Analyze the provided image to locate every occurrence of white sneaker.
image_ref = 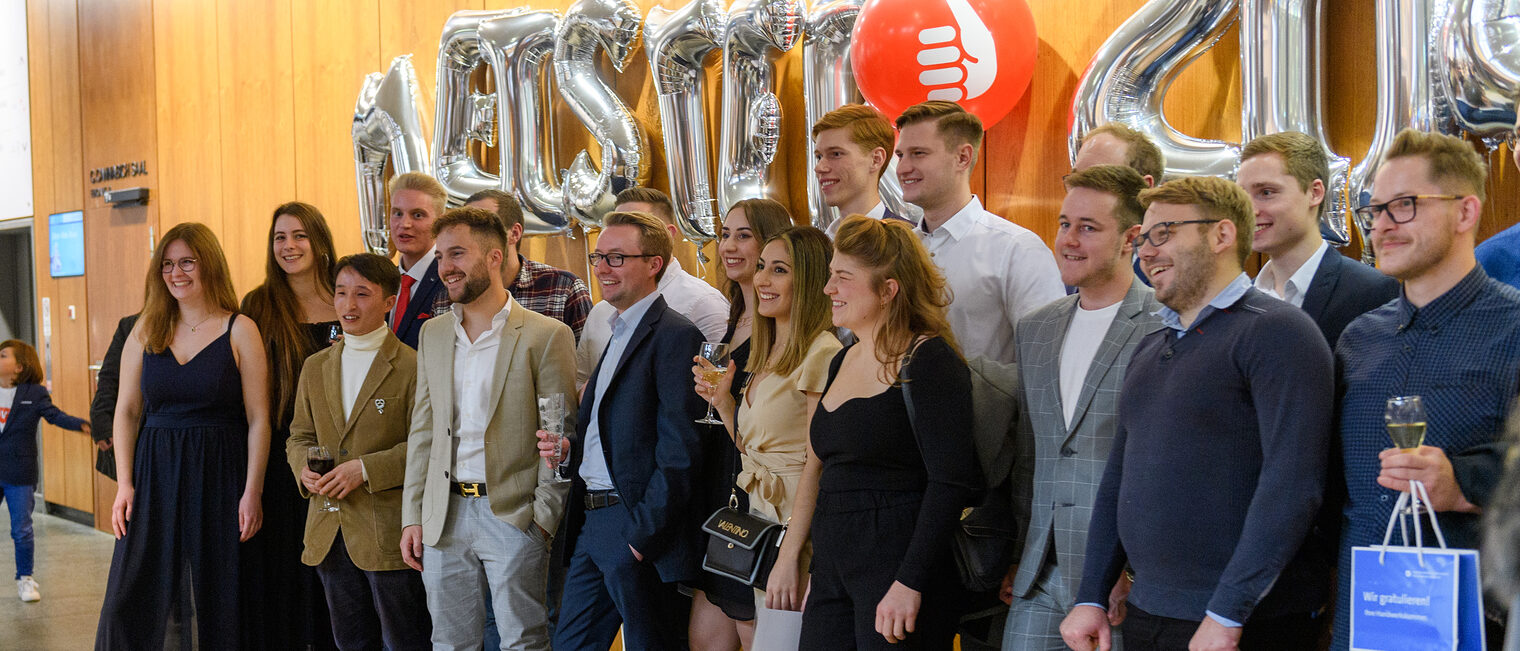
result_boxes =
[17,576,39,602]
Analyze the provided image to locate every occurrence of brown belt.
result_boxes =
[450,482,487,498]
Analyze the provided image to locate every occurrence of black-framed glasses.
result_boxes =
[1352,194,1463,230]
[160,257,198,274]
[1134,219,1221,248]
[588,252,657,268]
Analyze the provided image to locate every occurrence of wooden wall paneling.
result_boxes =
[378,0,484,108]
[153,0,222,236]
[82,0,158,345]
[30,0,93,515]
[216,0,297,295]
[292,0,381,261]
[80,0,161,522]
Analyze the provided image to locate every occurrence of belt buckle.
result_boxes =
[460,483,482,498]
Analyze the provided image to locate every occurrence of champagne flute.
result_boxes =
[1385,395,1427,451]
[538,393,570,482]
[696,342,730,425]
[1385,395,1427,515]
[307,446,339,512]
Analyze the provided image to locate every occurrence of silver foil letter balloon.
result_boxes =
[1069,0,1242,181]
[646,0,727,246]
[1348,0,1449,261]
[479,10,573,236]
[1239,0,1352,247]
[433,10,517,210]
[802,0,918,231]
[555,0,650,228]
[353,55,433,256]
[1441,0,1520,138]
[718,0,804,214]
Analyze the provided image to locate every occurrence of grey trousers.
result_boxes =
[1003,562,1125,651]
[422,494,552,651]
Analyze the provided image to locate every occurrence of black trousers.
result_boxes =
[314,534,432,651]
[801,490,959,650]
[1121,604,1321,651]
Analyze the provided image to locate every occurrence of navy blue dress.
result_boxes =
[96,315,247,650]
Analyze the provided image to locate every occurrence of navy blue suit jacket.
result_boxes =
[566,295,708,583]
[0,383,86,486]
[1300,249,1399,347]
[393,258,449,350]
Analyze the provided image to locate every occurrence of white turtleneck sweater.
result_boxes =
[340,326,388,420]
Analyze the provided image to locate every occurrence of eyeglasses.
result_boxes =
[1352,194,1463,231]
[160,257,198,274]
[1134,219,1221,248]
[588,252,657,268]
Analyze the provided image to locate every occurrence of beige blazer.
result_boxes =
[402,297,578,546]
[286,332,416,571]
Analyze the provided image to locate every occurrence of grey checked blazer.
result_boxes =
[1010,277,1161,603]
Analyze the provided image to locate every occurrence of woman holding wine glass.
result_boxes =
[801,216,978,649]
[96,223,271,649]
[239,201,341,649]
[694,226,842,644]
[688,198,798,649]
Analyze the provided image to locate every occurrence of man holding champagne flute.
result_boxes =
[551,211,709,651]
[286,252,431,649]
[1331,129,1520,649]
[399,207,579,649]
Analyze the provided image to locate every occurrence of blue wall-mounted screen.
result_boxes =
[48,210,84,278]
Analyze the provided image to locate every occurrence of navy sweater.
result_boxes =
[1076,287,1334,624]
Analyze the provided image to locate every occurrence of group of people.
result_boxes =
[19,94,1508,651]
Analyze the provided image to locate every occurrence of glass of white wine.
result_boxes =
[696,342,729,425]
[1385,395,1427,515]
[538,393,570,483]
[1385,395,1427,451]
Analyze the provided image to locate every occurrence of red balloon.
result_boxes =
[850,0,1037,129]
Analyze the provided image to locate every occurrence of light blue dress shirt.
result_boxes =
[578,291,661,491]
[1158,273,1253,339]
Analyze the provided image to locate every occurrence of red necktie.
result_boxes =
[393,274,415,333]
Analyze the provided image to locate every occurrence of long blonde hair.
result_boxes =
[140,223,240,354]
[748,227,835,377]
[832,215,958,382]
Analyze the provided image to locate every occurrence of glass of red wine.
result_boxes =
[307,446,339,512]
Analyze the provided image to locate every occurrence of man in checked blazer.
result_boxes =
[286,253,430,649]
[1002,165,1161,650]
[399,208,579,650]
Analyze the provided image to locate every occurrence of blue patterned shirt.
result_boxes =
[1332,265,1520,648]
[1336,265,1520,550]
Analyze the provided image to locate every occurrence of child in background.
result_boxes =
[0,339,88,602]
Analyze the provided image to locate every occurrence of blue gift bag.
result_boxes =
[1349,482,1486,651]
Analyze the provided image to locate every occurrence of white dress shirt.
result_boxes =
[918,196,1066,364]
[576,257,729,385]
[824,201,888,238]
[1253,241,1329,308]
[391,248,437,326]
[450,301,511,483]
[579,290,662,490]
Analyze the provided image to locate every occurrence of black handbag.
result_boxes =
[700,494,786,587]
[899,351,1018,593]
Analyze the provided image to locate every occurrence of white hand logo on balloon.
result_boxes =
[916,0,997,102]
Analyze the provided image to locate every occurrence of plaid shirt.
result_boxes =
[508,255,593,342]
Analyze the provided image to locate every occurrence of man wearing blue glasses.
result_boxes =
[1331,129,1520,649]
